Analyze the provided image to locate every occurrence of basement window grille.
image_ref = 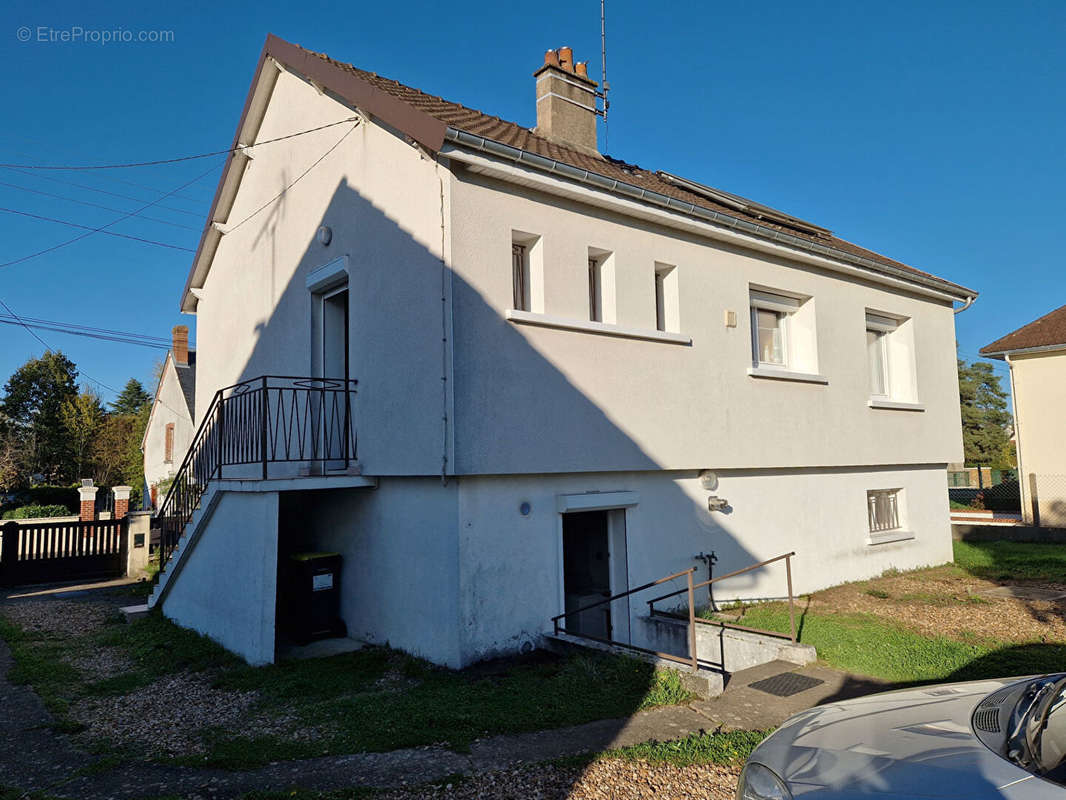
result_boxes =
[867,489,901,533]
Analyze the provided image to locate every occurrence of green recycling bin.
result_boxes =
[285,552,346,645]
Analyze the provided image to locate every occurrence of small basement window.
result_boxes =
[867,488,902,533]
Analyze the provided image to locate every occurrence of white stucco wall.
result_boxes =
[162,491,279,665]
[1009,350,1066,525]
[454,465,952,664]
[143,353,195,490]
[293,480,462,667]
[194,69,450,477]
[448,169,964,475]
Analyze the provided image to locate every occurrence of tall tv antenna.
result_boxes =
[598,0,611,150]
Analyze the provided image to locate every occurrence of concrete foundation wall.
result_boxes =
[296,480,463,668]
[162,491,279,665]
[454,464,952,665]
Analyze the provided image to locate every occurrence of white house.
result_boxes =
[149,35,976,668]
[142,325,196,507]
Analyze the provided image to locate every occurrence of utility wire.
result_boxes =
[0,179,199,230]
[0,117,359,171]
[0,161,220,270]
[0,314,176,349]
[3,167,209,218]
[0,207,195,252]
[224,120,361,235]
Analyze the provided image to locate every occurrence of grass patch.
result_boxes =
[711,603,1066,684]
[95,611,239,675]
[953,540,1066,583]
[864,588,890,599]
[196,649,695,768]
[607,728,768,767]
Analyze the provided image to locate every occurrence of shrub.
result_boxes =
[1,504,72,520]
[0,486,79,515]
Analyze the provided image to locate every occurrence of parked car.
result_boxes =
[737,674,1066,799]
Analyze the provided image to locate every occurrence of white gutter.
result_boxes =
[443,128,977,304]
[981,342,1066,359]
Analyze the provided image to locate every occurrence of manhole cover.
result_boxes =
[748,672,825,697]
[977,586,1066,601]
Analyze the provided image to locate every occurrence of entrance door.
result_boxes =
[562,510,629,641]
[319,287,349,470]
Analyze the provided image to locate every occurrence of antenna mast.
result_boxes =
[599,0,610,149]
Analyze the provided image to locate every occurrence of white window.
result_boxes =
[867,489,901,532]
[749,290,800,368]
[587,247,615,324]
[511,231,543,313]
[654,262,679,333]
[865,311,920,405]
[512,243,529,311]
[867,327,889,397]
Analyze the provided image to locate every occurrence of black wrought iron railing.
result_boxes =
[156,376,357,569]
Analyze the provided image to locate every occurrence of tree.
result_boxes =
[93,414,136,488]
[958,358,1014,468]
[0,351,78,482]
[109,378,150,416]
[61,389,104,480]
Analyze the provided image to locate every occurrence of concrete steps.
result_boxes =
[147,484,222,610]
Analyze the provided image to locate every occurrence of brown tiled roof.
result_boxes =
[981,304,1066,355]
[292,43,976,296]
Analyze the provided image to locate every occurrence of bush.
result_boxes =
[0,486,78,515]
[1,504,72,520]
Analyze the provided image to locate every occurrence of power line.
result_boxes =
[0,314,176,349]
[225,120,361,235]
[3,167,209,218]
[0,207,195,252]
[0,179,199,231]
[0,117,359,171]
[0,161,220,270]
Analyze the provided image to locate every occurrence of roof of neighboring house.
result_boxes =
[981,304,1066,356]
[181,34,976,309]
[174,353,196,417]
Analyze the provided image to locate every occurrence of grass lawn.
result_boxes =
[0,603,693,770]
[704,540,1066,684]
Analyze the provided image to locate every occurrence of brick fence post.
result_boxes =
[78,484,98,522]
[112,486,132,520]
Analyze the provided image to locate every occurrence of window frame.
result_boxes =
[867,488,902,533]
[512,242,529,312]
[865,312,899,399]
[164,422,175,464]
[749,290,799,368]
[588,255,601,322]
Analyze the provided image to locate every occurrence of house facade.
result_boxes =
[150,35,975,667]
[142,326,196,507]
[982,304,1066,527]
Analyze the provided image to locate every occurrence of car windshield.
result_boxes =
[1009,676,1066,785]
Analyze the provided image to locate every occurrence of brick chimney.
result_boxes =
[172,325,189,366]
[534,47,600,156]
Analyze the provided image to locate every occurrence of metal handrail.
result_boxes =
[155,375,358,572]
[647,551,797,644]
[551,567,699,669]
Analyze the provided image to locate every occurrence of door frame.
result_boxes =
[555,491,638,644]
[308,257,351,473]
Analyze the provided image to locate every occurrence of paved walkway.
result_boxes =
[0,591,888,799]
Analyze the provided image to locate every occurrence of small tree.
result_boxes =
[958,357,1013,468]
[1,351,79,482]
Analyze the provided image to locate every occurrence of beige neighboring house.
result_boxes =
[147,35,977,667]
[982,304,1066,527]
[142,326,196,508]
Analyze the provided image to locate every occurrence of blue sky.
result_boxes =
[2,0,1062,400]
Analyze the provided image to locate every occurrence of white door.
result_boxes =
[318,286,349,470]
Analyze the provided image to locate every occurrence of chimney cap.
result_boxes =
[534,48,598,86]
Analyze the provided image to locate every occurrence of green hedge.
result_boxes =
[0,486,78,515]
[1,504,73,520]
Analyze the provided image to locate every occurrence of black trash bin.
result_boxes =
[284,552,346,645]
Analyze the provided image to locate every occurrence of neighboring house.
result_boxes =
[149,35,976,667]
[142,326,196,507]
[981,304,1066,527]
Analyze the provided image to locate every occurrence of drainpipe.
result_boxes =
[695,551,717,611]
[954,295,976,314]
